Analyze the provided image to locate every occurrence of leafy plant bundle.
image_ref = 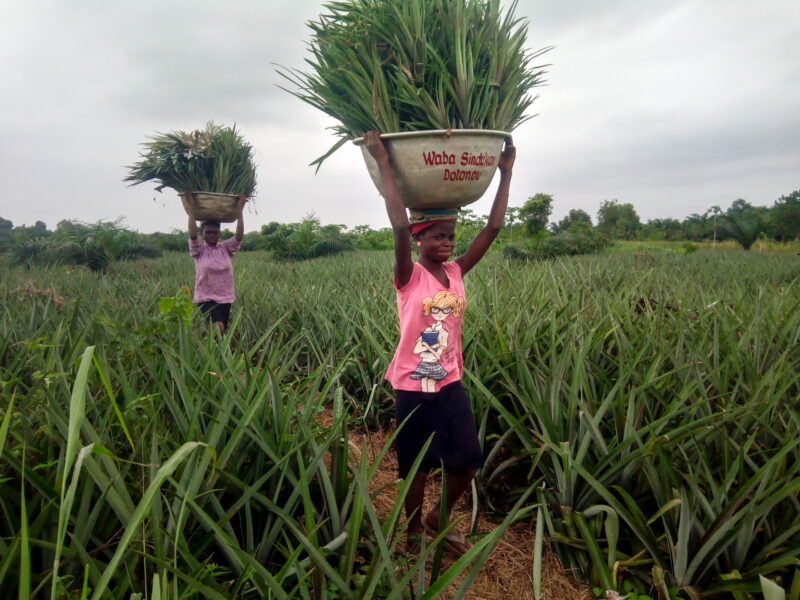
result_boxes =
[278,0,552,167]
[124,121,257,197]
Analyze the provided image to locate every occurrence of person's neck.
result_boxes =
[419,257,445,270]
[419,257,450,287]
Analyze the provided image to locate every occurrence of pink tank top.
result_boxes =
[386,262,466,392]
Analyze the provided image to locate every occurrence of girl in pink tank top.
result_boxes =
[363,131,516,558]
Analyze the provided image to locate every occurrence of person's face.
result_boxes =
[203,225,220,245]
[417,221,456,262]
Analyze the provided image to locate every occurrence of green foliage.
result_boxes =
[721,199,767,250]
[261,215,354,261]
[680,207,722,242]
[147,229,189,252]
[454,208,488,254]
[640,218,683,241]
[519,193,554,235]
[553,208,593,234]
[6,220,160,271]
[503,229,609,260]
[0,218,49,253]
[681,242,698,253]
[0,219,12,253]
[278,0,551,166]
[597,199,642,240]
[767,190,800,241]
[501,242,532,261]
[124,121,257,197]
[157,285,194,326]
[8,239,50,267]
[240,230,271,251]
[1,239,799,597]
[349,225,394,250]
[466,250,800,596]
[593,577,684,600]
[1,253,524,597]
[533,230,608,257]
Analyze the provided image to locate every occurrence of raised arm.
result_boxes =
[235,195,246,241]
[455,137,515,275]
[364,131,413,287]
[186,190,198,240]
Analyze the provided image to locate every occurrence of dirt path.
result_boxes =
[341,419,592,600]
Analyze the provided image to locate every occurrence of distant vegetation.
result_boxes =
[1,190,797,269]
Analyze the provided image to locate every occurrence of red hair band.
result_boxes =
[410,220,449,235]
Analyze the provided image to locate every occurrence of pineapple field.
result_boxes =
[1,248,798,599]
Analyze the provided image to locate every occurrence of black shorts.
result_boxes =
[197,301,231,327]
[395,380,484,478]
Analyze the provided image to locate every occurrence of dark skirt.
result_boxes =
[395,380,484,478]
[197,301,231,327]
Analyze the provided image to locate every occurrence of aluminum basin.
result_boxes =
[179,192,239,223]
[353,129,510,209]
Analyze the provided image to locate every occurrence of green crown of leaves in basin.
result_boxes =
[278,0,552,169]
[124,121,257,198]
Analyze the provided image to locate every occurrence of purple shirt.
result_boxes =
[189,236,241,303]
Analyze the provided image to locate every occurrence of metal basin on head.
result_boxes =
[353,129,510,209]
[179,192,239,223]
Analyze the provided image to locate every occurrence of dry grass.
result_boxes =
[330,410,592,600]
[14,278,65,307]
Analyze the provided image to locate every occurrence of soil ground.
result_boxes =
[322,408,593,600]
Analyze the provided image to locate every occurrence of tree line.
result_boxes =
[1,190,797,269]
[515,190,800,248]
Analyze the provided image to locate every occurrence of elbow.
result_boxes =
[484,223,503,238]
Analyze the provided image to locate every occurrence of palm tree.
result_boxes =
[721,200,764,250]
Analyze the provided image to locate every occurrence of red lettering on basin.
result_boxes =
[443,168,482,181]
[422,150,456,166]
[460,151,496,167]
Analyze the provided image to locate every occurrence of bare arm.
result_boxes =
[364,131,413,287]
[187,191,198,240]
[456,137,515,276]
[235,195,246,241]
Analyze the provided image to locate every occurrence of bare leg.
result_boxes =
[404,471,428,553]
[405,471,428,533]
[425,469,476,529]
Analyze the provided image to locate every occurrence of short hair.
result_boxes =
[201,220,221,232]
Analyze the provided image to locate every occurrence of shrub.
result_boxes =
[682,242,699,253]
[8,239,50,268]
[310,238,353,258]
[502,243,533,261]
[532,231,609,258]
[502,232,609,261]
[264,217,353,261]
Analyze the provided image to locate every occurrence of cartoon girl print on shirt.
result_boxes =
[410,290,465,392]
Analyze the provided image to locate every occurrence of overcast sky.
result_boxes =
[1,0,798,233]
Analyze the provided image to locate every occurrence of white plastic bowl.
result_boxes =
[353,129,510,209]
[179,192,239,223]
